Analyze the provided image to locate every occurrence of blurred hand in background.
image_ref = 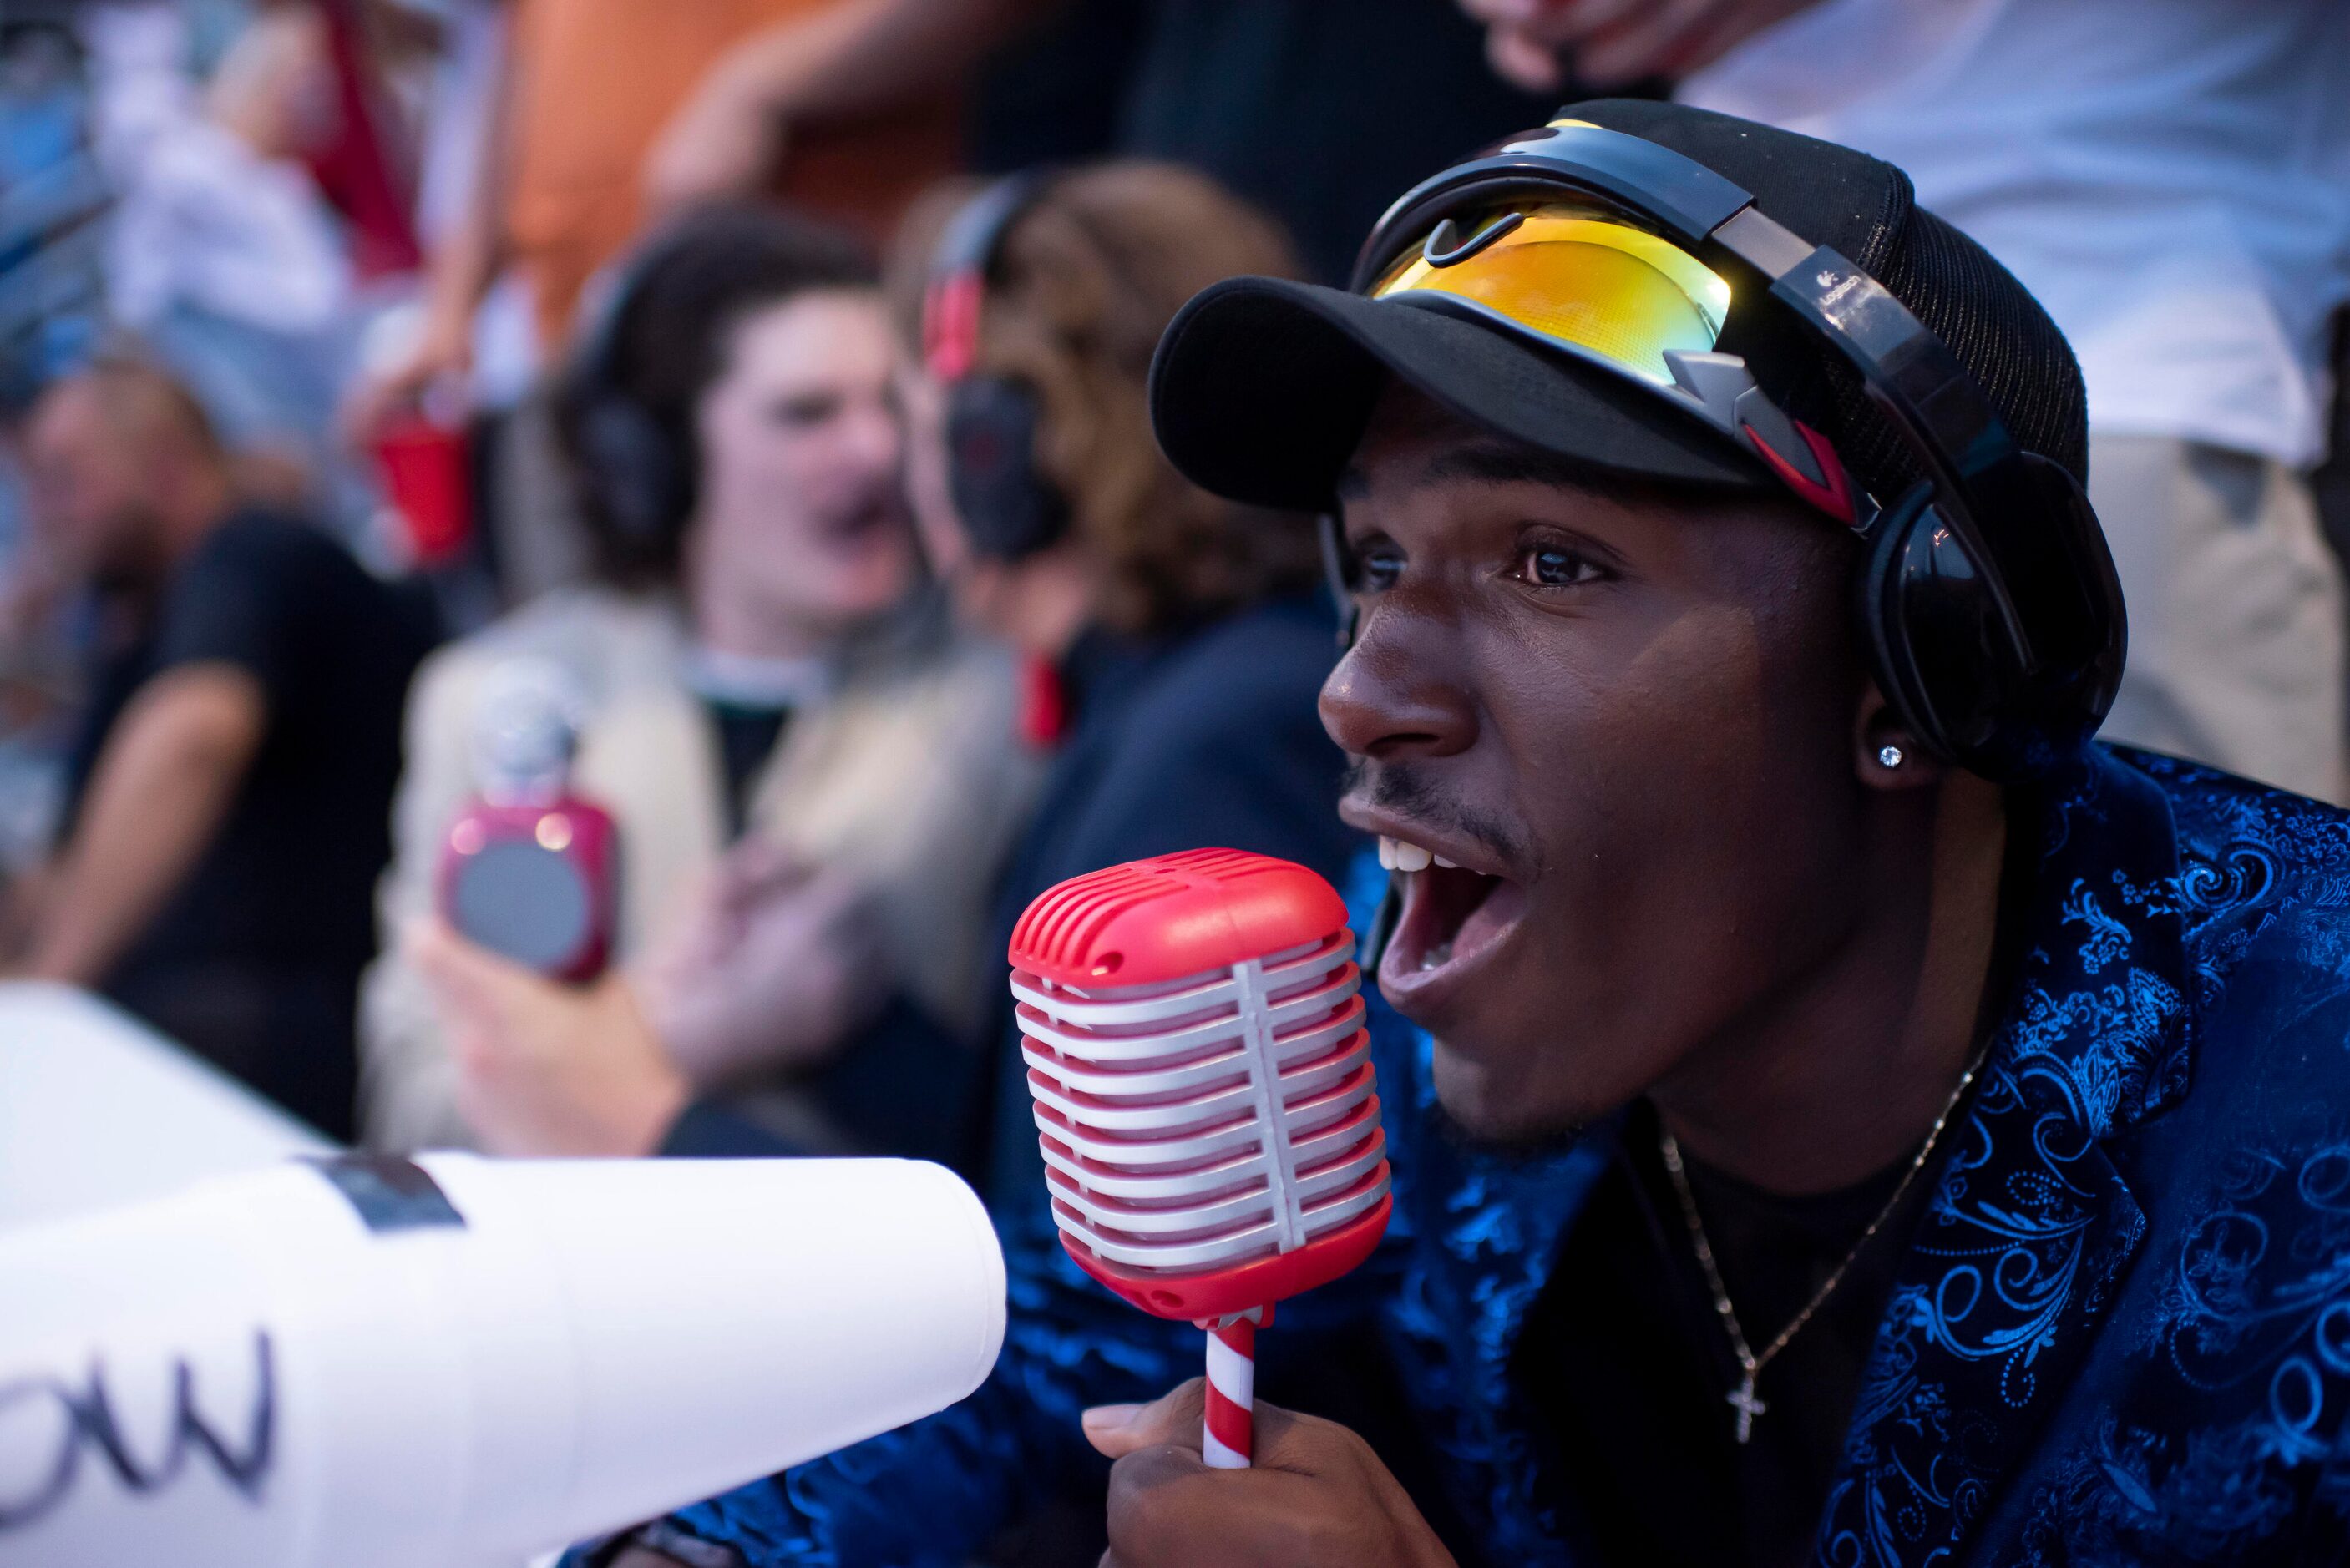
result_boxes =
[630,838,886,1089]
[408,839,883,1156]
[639,46,793,219]
[408,917,689,1157]
[1459,0,1820,91]
[337,299,474,450]
[637,0,1043,218]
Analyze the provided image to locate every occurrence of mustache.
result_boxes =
[1341,757,1537,874]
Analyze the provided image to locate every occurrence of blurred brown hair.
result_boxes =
[73,354,227,466]
[72,350,311,512]
[888,163,1321,636]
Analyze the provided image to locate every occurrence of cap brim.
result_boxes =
[1149,276,1774,512]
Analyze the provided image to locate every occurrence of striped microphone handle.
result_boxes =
[1203,1311,1259,1469]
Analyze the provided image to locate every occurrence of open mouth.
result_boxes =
[1375,833,1527,1004]
[823,496,897,544]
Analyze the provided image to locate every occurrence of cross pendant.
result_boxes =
[1726,1373,1767,1444]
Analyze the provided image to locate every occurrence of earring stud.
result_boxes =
[1877,743,1905,769]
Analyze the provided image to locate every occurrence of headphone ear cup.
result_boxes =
[1860,481,2021,773]
[577,396,688,543]
[946,375,1068,561]
[1859,485,1945,759]
[2015,451,2128,735]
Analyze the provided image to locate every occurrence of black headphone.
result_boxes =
[565,225,706,548]
[921,173,1071,563]
[1349,122,2127,781]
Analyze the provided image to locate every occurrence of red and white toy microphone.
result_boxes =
[1009,849,1392,1469]
[438,660,619,983]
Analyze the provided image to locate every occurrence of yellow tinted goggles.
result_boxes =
[1369,202,1733,389]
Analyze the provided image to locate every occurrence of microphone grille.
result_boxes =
[1009,847,1350,987]
[469,659,584,804]
[1010,852,1391,1322]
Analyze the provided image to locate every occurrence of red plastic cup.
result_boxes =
[374,416,473,566]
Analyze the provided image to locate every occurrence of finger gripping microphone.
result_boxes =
[1010,849,1392,1469]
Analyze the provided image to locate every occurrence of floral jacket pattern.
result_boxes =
[589,746,2350,1566]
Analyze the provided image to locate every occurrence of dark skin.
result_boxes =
[609,385,2011,1568]
[1082,384,2010,1566]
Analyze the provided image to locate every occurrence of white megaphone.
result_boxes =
[0,1154,1005,1566]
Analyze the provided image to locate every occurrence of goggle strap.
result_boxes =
[1744,418,1858,526]
[1727,385,1823,487]
[1528,122,1755,244]
[1657,350,1856,526]
[1423,211,1526,270]
[1659,350,1758,428]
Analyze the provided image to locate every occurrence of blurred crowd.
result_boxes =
[0,0,2344,1269]
[0,0,1564,1157]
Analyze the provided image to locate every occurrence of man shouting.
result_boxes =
[592,101,2350,1568]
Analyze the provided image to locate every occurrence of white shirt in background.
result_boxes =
[84,3,348,337]
[1679,0,2350,468]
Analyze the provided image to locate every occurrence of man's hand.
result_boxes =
[339,306,472,449]
[629,841,885,1088]
[1460,0,1820,90]
[1083,1378,1456,1568]
[640,0,1048,217]
[641,57,788,217]
[408,918,689,1157]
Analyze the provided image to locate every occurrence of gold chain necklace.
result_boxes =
[1654,1048,1987,1445]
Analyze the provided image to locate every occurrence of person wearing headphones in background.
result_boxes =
[416,166,1360,1226]
[366,203,1036,1161]
[585,104,2350,1568]
[874,163,1363,1200]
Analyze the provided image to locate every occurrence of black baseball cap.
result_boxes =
[1148,99,2089,517]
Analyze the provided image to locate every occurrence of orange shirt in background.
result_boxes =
[503,0,958,346]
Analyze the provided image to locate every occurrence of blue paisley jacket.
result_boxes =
[595,745,2350,1566]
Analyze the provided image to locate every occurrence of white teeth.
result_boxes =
[1379,835,1449,874]
[1419,940,1454,972]
[1433,854,1457,869]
